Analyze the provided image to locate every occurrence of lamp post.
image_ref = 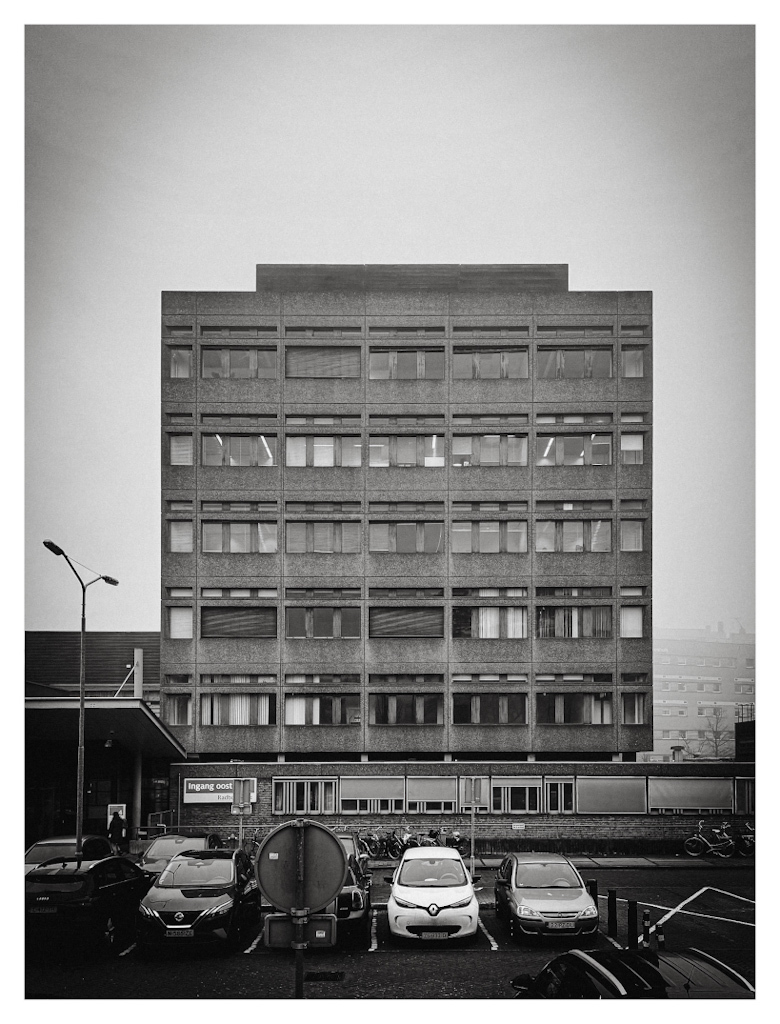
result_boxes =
[43,540,118,857]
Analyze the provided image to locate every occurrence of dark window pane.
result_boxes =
[396,351,418,379]
[286,607,307,637]
[396,523,417,553]
[453,694,472,724]
[396,695,416,724]
[341,607,360,638]
[313,607,334,637]
[424,350,444,379]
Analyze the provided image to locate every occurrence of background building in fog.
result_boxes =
[160,263,653,763]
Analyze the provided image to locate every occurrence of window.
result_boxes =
[452,325,529,338]
[536,694,611,724]
[620,606,644,638]
[368,325,444,338]
[452,500,527,513]
[169,521,193,553]
[168,606,193,639]
[164,694,192,725]
[202,434,276,467]
[169,435,193,466]
[536,606,613,638]
[285,436,362,467]
[368,607,444,638]
[620,520,644,551]
[201,522,277,553]
[369,587,443,598]
[536,586,612,597]
[537,325,613,337]
[200,693,276,725]
[168,587,193,597]
[536,348,613,378]
[369,500,443,513]
[453,414,528,426]
[286,587,360,599]
[406,776,456,813]
[370,673,444,685]
[621,412,646,423]
[202,587,277,598]
[452,348,529,379]
[284,694,360,726]
[166,324,194,337]
[202,325,278,337]
[535,673,612,686]
[536,499,612,511]
[202,414,277,426]
[200,607,276,638]
[369,435,444,467]
[369,348,444,379]
[452,607,528,639]
[201,348,276,379]
[169,348,192,378]
[285,607,360,639]
[492,778,541,813]
[452,588,528,598]
[452,693,527,725]
[451,434,527,466]
[285,521,361,553]
[339,777,405,814]
[285,347,360,378]
[620,434,645,464]
[536,412,612,424]
[621,347,645,377]
[369,521,444,553]
[370,694,443,725]
[273,778,336,815]
[451,521,527,553]
[286,413,361,426]
[545,779,575,813]
[203,500,277,513]
[285,673,360,685]
[535,434,612,466]
[287,500,360,513]
[535,520,611,553]
[370,414,445,426]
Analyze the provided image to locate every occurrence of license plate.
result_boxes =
[421,932,448,940]
[166,929,195,938]
[30,906,57,914]
[547,921,575,930]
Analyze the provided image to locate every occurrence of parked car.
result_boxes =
[326,855,372,947]
[137,832,223,876]
[136,848,259,951]
[510,948,755,999]
[494,852,599,941]
[25,835,113,875]
[26,855,154,954]
[385,846,480,942]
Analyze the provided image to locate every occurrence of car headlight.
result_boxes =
[393,896,420,910]
[201,898,234,919]
[516,905,543,919]
[446,896,473,909]
[138,903,156,919]
[579,905,599,918]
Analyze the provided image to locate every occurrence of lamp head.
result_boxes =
[43,539,65,556]
[101,576,119,587]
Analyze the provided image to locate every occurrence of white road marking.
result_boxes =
[478,918,499,951]
[706,887,755,904]
[635,885,754,945]
[369,909,378,952]
[119,943,135,956]
[244,930,264,953]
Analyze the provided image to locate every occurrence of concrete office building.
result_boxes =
[160,265,652,764]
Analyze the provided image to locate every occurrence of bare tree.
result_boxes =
[683,706,735,759]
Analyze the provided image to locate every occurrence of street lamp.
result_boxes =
[42,540,118,857]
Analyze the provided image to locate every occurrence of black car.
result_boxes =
[137,832,223,876]
[137,848,259,951]
[328,856,372,947]
[25,835,113,875]
[510,948,755,999]
[26,855,155,955]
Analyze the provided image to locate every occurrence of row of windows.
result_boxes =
[167,604,648,639]
[165,323,649,339]
[166,585,649,599]
[169,518,646,554]
[167,412,648,426]
[165,691,647,727]
[169,433,647,467]
[165,670,645,686]
[167,498,648,513]
[169,346,647,380]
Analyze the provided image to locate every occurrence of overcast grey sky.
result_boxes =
[24,24,755,634]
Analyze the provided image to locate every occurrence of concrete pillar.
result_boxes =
[132,749,143,838]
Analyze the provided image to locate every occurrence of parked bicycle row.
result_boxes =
[353,826,470,859]
[684,820,754,858]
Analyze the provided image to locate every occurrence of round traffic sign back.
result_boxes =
[255,819,348,913]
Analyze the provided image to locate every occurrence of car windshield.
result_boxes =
[156,856,234,888]
[26,843,76,863]
[146,837,204,858]
[513,862,581,888]
[398,858,467,887]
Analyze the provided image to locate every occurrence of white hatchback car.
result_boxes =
[385,846,480,942]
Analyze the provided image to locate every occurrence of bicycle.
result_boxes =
[684,820,736,858]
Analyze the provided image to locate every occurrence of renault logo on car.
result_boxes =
[427,904,440,916]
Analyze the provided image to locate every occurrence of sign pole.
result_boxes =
[293,820,307,999]
[470,780,476,878]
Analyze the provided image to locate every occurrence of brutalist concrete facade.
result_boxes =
[161,265,652,761]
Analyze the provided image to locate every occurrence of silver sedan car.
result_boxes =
[495,852,599,941]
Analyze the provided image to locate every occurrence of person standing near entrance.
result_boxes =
[108,810,126,854]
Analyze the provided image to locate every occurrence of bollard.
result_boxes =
[642,909,651,948]
[656,923,665,950]
[627,900,638,949]
[587,878,598,903]
[607,889,617,938]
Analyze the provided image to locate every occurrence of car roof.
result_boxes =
[400,846,463,860]
[167,848,236,861]
[26,856,121,875]
[567,949,754,995]
[508,852,571,864]
[149,833,216,841]
[28,835,107,846]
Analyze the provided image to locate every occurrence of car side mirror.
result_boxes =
[384,875,394,883]
[511,974,533,993]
